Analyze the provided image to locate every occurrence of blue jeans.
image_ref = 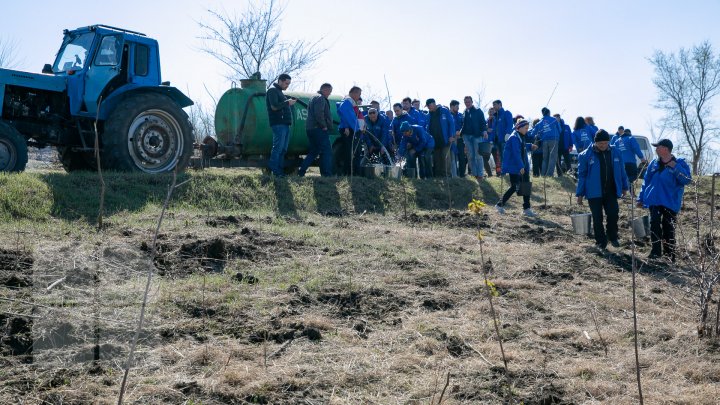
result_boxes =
[299,128,332,176]
[269,125,290,175]
[463,135,484,177]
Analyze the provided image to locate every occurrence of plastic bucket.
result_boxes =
[362,164,384,179]
[631,215,650,238]
[478,142,493,154]
[385,166,402,179]
[570,213,592,235]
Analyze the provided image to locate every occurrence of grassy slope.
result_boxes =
[1,169,719,404]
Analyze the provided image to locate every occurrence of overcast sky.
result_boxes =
[3,0,720,153]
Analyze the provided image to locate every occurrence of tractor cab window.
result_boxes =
[53,32,95,73]
[95,35,122,66]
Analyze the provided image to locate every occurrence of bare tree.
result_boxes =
[0,37,19,69]
[199,0,326,87]
[649,41,720,175]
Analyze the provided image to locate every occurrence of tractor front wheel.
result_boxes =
[0,121,28,172]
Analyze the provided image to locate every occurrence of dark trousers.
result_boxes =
[336,129,361,176]
[433,145,451,177]
[299,128,333,176]
[481,151,493,176]
[557,149,571,175]
[493,142,504,174]
[649,205,677,261]
[625,163,639,183]
[498,172,531,210]
[587,193,620,248]
[531,154,543,177]
[457,137,468,177]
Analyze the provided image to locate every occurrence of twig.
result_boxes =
[46,277,66,292]
[117,166,179,405]
[466,342,495,367]
[629,189,645,404]
[94,96,106,230]
[437,371,450,405]
[589,305,609,357]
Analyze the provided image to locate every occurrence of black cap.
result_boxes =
[652,138,673,151]
[425,98,436,107]
[594,129,610,142]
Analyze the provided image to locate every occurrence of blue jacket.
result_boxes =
[529,125,543,155]
[391,113,413,145]
[576,145,629,199]
[398,125,434,156]
[492,108,514,145]
[426,105,455,147]
[536,115,561,141]
[501,131,532,175]
[637,157,692,213]
[407,107,426,127]
[461,106,488,138]
[572,127,593,153]
[611,133,644,164]
[450,111,464,154]
[559,121,573,151]
[363,116,392,150]
[337,97,360,131]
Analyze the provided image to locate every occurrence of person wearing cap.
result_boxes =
[495,120,539,217]
[460,96,489,181]
[449,100,465,177]
[576,129,629,251]
[611,128,648,183]
[361,107,392,164]
[536,107,562,177]
[554,114,573,176]
[425,98,455,177]
[398,122,434,179]
[491,100,514,176]
[299,83,334,177]
[637,139,692,262]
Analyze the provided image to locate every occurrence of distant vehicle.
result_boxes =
[0,24,194,173]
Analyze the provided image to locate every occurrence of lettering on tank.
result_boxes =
[296,108,308,121]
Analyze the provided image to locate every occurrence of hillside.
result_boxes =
[1,169,719,404]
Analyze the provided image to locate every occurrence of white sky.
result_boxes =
[3,0,720,152]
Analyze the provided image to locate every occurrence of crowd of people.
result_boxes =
[266,75,693,261]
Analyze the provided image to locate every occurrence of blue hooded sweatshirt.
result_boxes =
[363,115,392,150]
[536,115,561,142]
[391,113,413,145]
[572,127,593,153]
[611,133,644,164]
[501,130,533,175]
[492,108,514,145]
[637,157,692,213]
[407,107,426,128]
[450,110,464,154]
[398,124,434,156]
[576,145,629,199]
[337,97,360,131]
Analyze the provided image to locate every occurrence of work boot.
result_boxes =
[523,208,537,217]
[495,204,505,215]
[610,239,620,248]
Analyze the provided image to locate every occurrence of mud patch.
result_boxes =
[0,315,33,361]
[407,210,490,229]
[316,288,408,320]
[523,264,574,285]
[0,248,33,288]
[205,214,252,227]
[151,228,308,276]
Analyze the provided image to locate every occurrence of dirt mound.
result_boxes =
[205,214,252,227]
[316,287,408,320]
[0,248,33,288]
[151,228,308,276]
[407,209,490,229]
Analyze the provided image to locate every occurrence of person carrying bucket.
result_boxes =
[576,130,629,251]
[495,119,538,217]
[636,139,692,262]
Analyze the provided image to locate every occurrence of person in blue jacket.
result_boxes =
[495,120,539,217]
[554,114,573,176]
[425,98,455,177]
[391,103,414,148]
[576,130,629,250]
[337,86,363,176]
[403,97,426,128]
[572,116,593,154]
[536,107,562,177]
[611,128,647,183]
[585,117,598,136]
[637,139,692,262]
[449,100,465,177]
[491,100,514,176]
[529,118,543,177]
[398,122,434,179]
[361,108,392,164]
[460,96,489,181]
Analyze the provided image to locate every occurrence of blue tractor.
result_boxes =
[0,24,194,173]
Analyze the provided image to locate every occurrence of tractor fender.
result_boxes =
[98,85,193,120]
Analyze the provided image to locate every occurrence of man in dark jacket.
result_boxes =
[266,73,297,176]
[576,130,629,250]
[426,98,455,177]
[299,83,333,177]
[461,96,489,181]
[449,100,465,177]
[554,114,573,176]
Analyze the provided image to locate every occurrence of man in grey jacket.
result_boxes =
[299,83,334,176]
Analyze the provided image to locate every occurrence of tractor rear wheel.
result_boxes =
[0,121,28,172]
[102,93,194,173]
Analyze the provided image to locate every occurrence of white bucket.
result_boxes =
[632,215,650,238]
[570,213,592,235]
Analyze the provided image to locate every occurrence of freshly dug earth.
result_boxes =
[1,177,719,404]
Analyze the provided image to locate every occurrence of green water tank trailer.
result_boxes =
[200,77,343,168]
